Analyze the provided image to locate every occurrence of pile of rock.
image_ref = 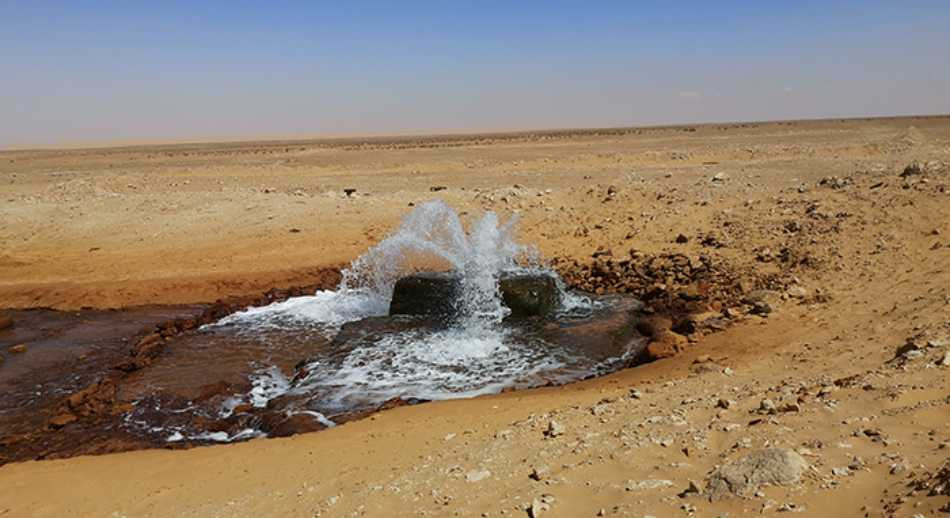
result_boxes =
[554,250,776,317]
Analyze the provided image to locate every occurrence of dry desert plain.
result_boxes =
[0,116,949,517]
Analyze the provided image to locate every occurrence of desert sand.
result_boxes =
[0,116,948,517]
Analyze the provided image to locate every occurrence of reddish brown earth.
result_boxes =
[0,116,948,517]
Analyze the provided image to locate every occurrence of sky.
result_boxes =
[1,1,949,148]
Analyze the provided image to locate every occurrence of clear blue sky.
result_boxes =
[2,1,948,147]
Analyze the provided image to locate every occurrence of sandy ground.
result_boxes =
[0,117,949,517]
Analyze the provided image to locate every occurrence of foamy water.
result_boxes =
[194,201,611,436]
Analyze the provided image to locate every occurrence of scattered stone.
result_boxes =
[786,286,808,299]
[779,402,801,413]
[706,448,809,500]
[831,467,851,477]
[48,413,78,429]
[716,398,734,410]
[894,340,923,360]
[678,480,702,498]
[909,458,950,496]
[529,466,549,481]
[625,479,674,491]
[900,161,924,177]
[465,469,491,482]
[528,495,554,517]
[544,420,564,438]
[8,344,27,354]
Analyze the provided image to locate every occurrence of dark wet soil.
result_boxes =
[0,306,206,463]
[0,294,647,466]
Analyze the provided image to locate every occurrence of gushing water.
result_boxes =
[144,200,639,444]
[219,200,547,331]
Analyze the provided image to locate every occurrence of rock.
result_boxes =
[343,188,357,196]
[636,315,673,338]
[716,398,734,410]
[705,448,809,500]
[759,399,777,414]
[429,186,447,192]
[676,234,689,244]
[678,480,702,498]
[831,467,851,477]
[8,344,27,354]
[643,331,687,361]
[786,286,808,299]
[389,272,460,318]
[894,340,923,359]
[900,161,924,177]
[528,498,550,517]
[626,479,673,491]
[0,314,12,330]
[938,350,950,367]
[529,466,549,481]
[544,420,564,438]
[48,413,78,429]
[711,172,728,182]
[465,469,491,482]
[388,271,560,319]
[743,290,779,316]
[499,273,561,318]
[779,402,801,413]
[262,412,330,438]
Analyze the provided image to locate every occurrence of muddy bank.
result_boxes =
[0,275,341,465]
[0,247,777,466]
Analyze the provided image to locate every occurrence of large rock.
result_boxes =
[388,271,561,319]
[499,273,560,318]
[706,448,808,500]
[389,272,460,318]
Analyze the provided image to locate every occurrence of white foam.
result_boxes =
[247,366,291,408]
[292,326,567,412]
[214,288,387,331]
[193,428,264,443]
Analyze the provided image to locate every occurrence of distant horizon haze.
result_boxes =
[2,1,949,148]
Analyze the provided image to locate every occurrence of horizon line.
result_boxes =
[3,112,948,154]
